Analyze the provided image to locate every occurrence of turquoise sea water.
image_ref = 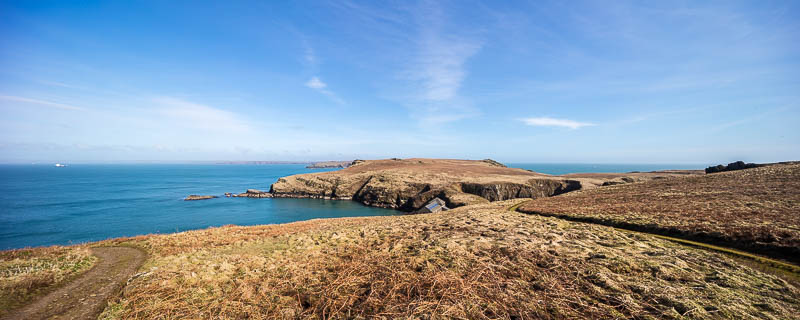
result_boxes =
[0,163,704,250]
[0,164,395,250]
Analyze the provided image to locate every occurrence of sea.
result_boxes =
[505,163,703,175]
[0,162,703,250]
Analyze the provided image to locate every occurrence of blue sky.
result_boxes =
[1,0,798,164]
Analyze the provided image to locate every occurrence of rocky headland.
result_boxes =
[253,158,696,212]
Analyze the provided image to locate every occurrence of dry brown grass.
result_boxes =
[0,245,96,315]
[5,163,799,319]
[518,163,800,263]
[84,200,800,319]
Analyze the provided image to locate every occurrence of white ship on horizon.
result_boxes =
[54,163,67,167]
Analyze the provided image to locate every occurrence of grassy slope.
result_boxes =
[92,200,800,319]
[518,163,800,263]
[0,245,96,315]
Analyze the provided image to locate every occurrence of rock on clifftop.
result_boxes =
[705,161,761,173]
[269,158,586,212]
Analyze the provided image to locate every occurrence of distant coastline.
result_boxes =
[215,160,355,168]
[306,160,353,169]
[216,161,311,165]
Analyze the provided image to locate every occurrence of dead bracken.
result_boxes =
[79,200,799,319]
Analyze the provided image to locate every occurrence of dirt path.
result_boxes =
[2,247,146,320]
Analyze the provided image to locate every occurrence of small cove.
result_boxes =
[0,164,395,249]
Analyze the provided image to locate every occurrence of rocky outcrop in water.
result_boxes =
[184,195,217,201]
[225,189,273,198]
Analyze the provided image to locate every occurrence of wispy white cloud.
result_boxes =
[304,47,316,65]
[305,77,326,89]
[321,1,482,125]
[318,0,485,128]
[152,97,251,133]
[300,38,317,66]
[299,39,344,105]
[708,106,790,133]
[0,95,85,111]
[412,35,482,102]
[520,117,595,129]
[37,80,86,90]
[305,76,345,105]
[403,2,483,124]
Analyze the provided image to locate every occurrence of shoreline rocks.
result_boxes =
[226,189,273,198]
[184,195,217,201]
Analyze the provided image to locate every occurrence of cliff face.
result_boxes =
[459,179,581,201]
[268,158,586,212]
